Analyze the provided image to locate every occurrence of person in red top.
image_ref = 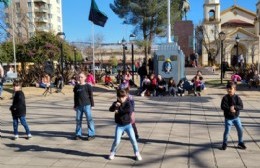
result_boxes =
[86,70,95,86]
[104,74,114,88]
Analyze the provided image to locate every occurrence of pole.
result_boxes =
[74,48,76,69]
[60,42,64,78]
[11,3,17,73]
[123,45,126,73]
[131,42,134,84]
[91,23,95,80]
[220,40,223,84]
[167,0,172,43]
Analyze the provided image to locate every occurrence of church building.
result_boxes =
[202,0,260,67]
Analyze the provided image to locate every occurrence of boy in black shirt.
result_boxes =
[221,81,246,150]
[10,80,32,140]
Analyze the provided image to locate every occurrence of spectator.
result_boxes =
[86,70,95,86]
[177,79,185,96]
[104,74,114,88]
[156,75,166,96]
[168,77,176,96]
[137,63,148,90]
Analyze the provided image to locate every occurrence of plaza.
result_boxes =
[1,77,260,168]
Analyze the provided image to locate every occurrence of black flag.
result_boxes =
[88,0,108,27]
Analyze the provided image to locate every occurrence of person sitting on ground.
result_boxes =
[177,79,185,96]
[104,74,114,88]
[156,75,166,96]
[231,72,242,84]
[194,75,202,96]
[68,75,77,86]
[168,77,176,96]
[149,73,157,96]
[248,70,260,88]
[36,73,51,88]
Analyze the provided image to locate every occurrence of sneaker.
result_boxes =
[75,135,81,140]
[221,143,227,150]
[27,134,32,139]
[13,135,19,140]
[87,136,95,141]
[108,152,115,160]
[238,143,247,150]
[135,152,142,161]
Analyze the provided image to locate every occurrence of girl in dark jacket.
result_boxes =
[10,80,31,140]
[108,89,142,161]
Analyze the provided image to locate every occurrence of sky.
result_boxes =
[62,0,258,44]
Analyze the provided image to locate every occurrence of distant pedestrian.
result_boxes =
[73,72,95,140]
[220,81,246,150]
[137,63,148,90]
[0,62,4,99]
[108,89,142,161]
[9,80,32,140]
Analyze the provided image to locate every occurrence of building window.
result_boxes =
[57,16,61,22]
[15,2,20,9]
[57,7,60,13]
[48,4,52,10]
[28,2,32,8]
[56,0,60,4]
[58,25,61,32]
[48,14,52,19]
[28,12,33,19]
[209,10,215,21]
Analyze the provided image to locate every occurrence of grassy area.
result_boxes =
[205,79,229,88]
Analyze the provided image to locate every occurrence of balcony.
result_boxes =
[34,7,48,13]
[36,26,49,32]
[35,17,48,23]
[34,0,48,3]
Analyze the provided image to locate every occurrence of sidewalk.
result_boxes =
[1,82,260,168]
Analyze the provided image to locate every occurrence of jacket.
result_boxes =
[221,94,243,119]
[109,100,132,126]
[10,91,26,117]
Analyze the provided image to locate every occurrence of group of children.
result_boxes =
[1,75,247,160]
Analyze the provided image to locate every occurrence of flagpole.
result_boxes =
[92,22,95,80]
[167,0,172,43]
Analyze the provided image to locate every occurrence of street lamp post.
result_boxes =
[74,47,77,70]
[219,31,226,84]
[129,34,136,84]
[235,34,240,67]
[121,38,127,73]
[57,32,66,78]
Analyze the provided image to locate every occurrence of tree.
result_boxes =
[195,24,221,66]
[110,0,182,64]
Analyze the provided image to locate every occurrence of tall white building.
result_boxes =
[5,0,63,41]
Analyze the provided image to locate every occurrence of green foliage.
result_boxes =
[0,41,13,63]
[108,55,118,67]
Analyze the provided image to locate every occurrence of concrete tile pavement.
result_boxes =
[0,83,260,168]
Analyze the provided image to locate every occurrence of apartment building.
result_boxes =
[5,0,63,41]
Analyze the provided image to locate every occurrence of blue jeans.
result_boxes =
[223,117,243,144]
[0,82,3,97]
[110,123,139,153]
[75,105,95,137]
[13,116,31,135]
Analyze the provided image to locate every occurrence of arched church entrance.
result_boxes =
[230,43,247,67]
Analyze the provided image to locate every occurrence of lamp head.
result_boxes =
[57,32,66,39]
[219,31,226,41]
[235,34,240,43]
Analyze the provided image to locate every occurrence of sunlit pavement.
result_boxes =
[1,81,260,168]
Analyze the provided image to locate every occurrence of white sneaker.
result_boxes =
[27,134,32,139]
[135,152,142,161]
[108,152,115,160]
[14,135,19,140]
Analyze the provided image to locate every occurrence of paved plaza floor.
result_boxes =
[0,82,260,168]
